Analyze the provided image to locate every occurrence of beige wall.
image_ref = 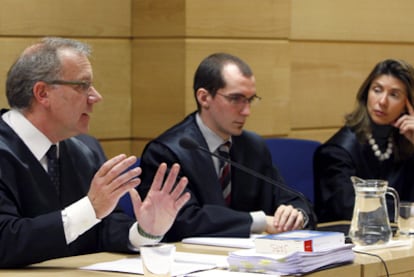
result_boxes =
[1,0,414,158]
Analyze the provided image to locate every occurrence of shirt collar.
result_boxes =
[195,112,232,153]
[2,109,54,161]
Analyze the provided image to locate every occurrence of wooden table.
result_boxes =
[0,252,137,276]
[318,220,414,277]
[2,236,414,276]
[354,236,414,277]
[0,242,360,276]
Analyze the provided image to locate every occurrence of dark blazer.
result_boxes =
[139,112,315,242]
[314,126,414,223]
[0,114,135,268]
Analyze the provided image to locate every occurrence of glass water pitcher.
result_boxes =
[349,176,400,246]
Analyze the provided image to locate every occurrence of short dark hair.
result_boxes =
[193,53,253,110]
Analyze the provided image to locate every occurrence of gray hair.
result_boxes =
[6,37,91,109]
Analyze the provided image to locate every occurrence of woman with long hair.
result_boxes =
[314,59,414,223]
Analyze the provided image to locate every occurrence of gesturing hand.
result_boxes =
[88,154,141,219]
[129,163,190,237]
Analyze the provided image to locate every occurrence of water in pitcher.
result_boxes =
[349,177,399,246]
[349,205,391,245]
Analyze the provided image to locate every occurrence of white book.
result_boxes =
[254,230,345,255]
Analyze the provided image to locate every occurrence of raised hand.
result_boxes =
[129,163,190,237]
[88,154,141,219]
[394,99,414,144]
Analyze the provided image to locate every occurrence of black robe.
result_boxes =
[138,112,316,242]
[0,115,135,268]
[314,126,414,223]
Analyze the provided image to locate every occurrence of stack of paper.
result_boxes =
[227,244,355,275]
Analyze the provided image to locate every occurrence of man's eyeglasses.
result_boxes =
[216,92,261,107]
[43,80,93,93]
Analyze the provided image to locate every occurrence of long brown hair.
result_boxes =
[345,59,414,161]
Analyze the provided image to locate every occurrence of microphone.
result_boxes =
[179,137,317,227]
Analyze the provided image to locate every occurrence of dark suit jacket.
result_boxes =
[0,114,135,267]
[314,126,414,223]
[139,112,315,242]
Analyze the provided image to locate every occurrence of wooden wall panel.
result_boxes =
[291,0,414,42]
[132,0,185,37]
[3,0,414,157]
[83,39,132,139]
[185,0,290,38]
[291,42,414,129]
[100,140,132,158]
[0,38,38,108]
[131,39,186,138]
[0,0,131,37]
[0,0,132,157]
[289,129,339,144]
[132,0,290,38]
[132,140,150,157]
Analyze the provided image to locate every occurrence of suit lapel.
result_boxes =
[182,118,226,205]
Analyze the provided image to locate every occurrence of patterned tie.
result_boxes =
[217,142,231,205]
[46,144,60,194]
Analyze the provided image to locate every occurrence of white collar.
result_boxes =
[2,109,54,161]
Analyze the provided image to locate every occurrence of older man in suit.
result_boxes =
[0,37,190,268]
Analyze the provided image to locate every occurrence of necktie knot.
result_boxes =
[217,141,231,162]
[220,141,231,151]
[46,144,58,160]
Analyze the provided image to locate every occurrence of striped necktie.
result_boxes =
[46,144,60,195]
[217,142,231,205]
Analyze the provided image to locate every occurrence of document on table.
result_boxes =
[182,234,260,249]
[186,269,280,276]
[80,251,229,276]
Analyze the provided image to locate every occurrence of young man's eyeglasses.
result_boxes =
[216,92,261,107]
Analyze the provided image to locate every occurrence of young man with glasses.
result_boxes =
[139,53,315,242]
[0,37,190,267]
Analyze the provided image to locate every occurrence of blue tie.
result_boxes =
[46,145,60,194]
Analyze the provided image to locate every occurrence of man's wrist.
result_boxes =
[137,224,163,240]
[297,208,309,228]
[250,211,266,233]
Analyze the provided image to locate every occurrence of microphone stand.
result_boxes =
[179,138,317,228]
